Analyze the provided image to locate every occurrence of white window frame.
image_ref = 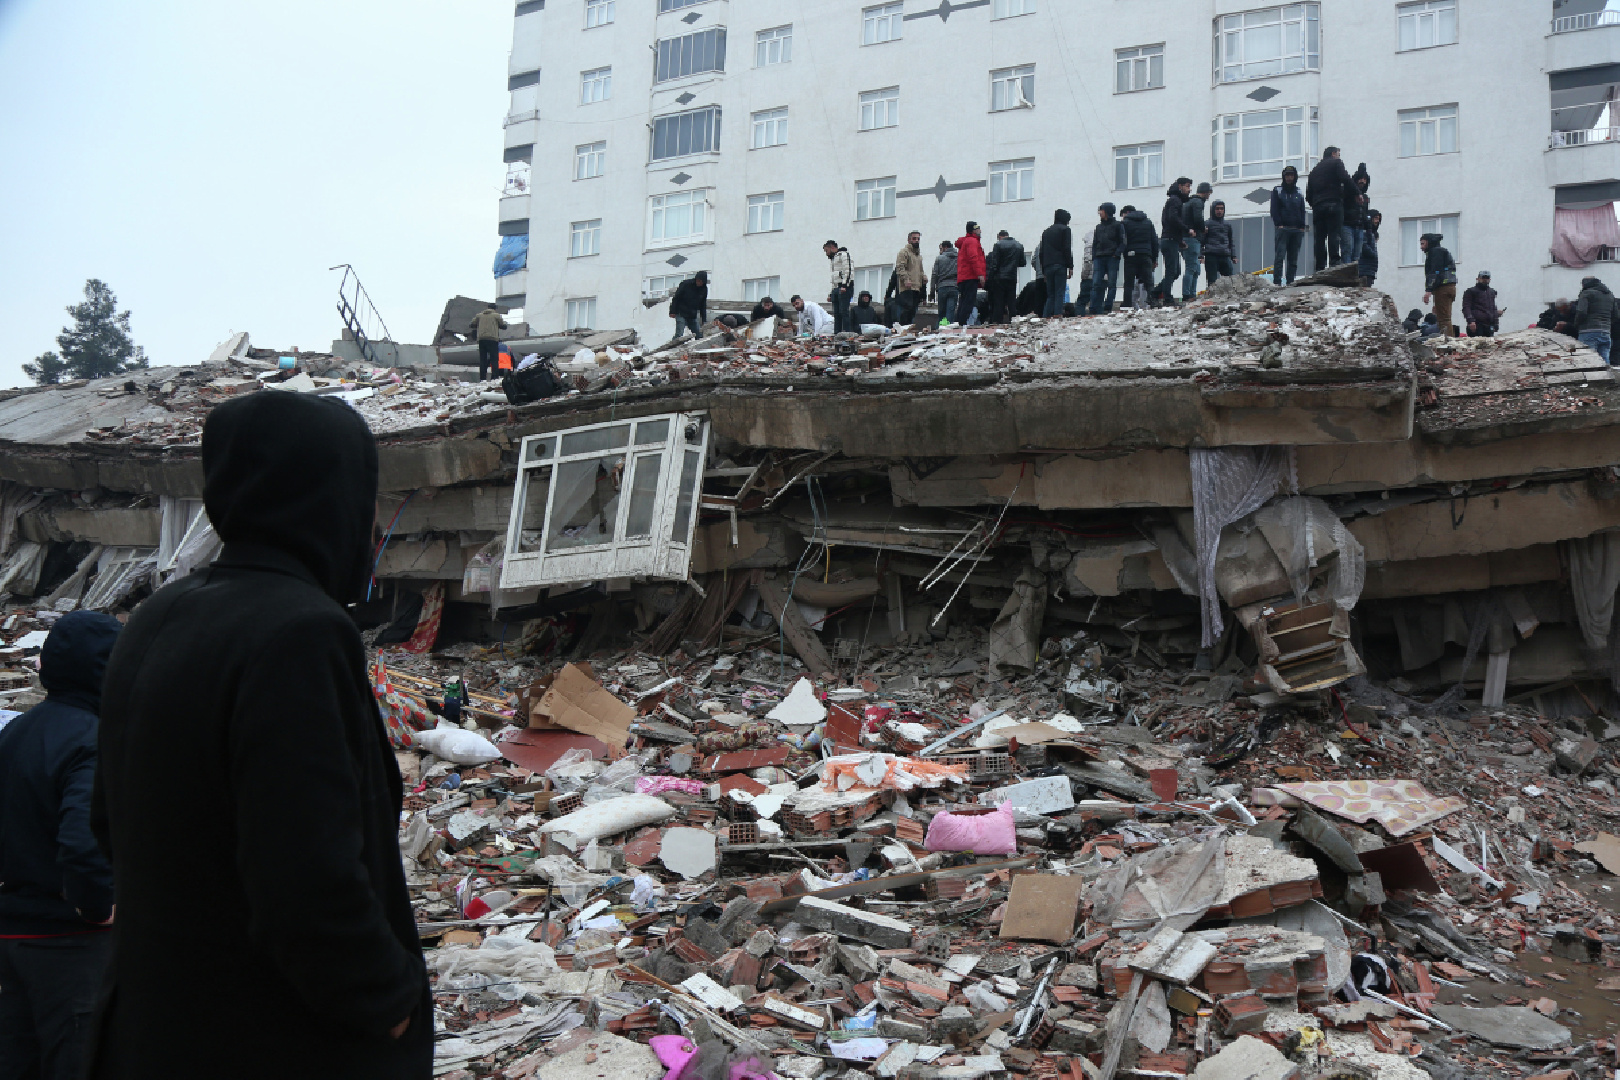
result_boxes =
[743,276,780,302]
[855,176,897,221]
[990,65,1035,112]
[648,188,710,246]
[1399,215,1458,266]
[505,159,533,196]
[565,297,597,331]
[585,0,615,28]
[1399,104,1458,157]
[751,107,789,148]
[1211,105,1319,182]
[992,0,1035,18]
[574,141,606,180]
[863,3,904,45]
[756,25,792,66]
[1114,142,1164,190]
[1397,0,1456,51]
[580,66,612,104]
[853,265,888,301]
[643,274,684,300]
[501,413,711,590]
[747,191,785,233]
[1214,4,1320,84]
[570,219,602,258]
[650,106,722,161]
[859,86,900,130]
[1116,44,1165,93]
[988,158,1035,204]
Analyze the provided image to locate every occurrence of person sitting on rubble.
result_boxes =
[1462,271,1504,338]
[748,295,781,323]
[849,291,882,328]
[91,391,432,1078]
[0,611,122,1080]
[1420,312,1442,338]
[1402,308,1423,335]
[1538,298,1577,336]
[791,294,834,337]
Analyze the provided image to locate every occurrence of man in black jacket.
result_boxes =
[985,230,1026,323]
[1419,232,1458,337]
[1119,205,1159,308]
[1180,181,1212,300]
[91,392,431,1080]
[668,271,708,340]
[1088,203,1125,314]
[749,296,781,323]
[1202,200,1235,284]
[1156,179,1191,304]
[1268,166,1307,285]
[1038,209,1073,318]
[1306,147,1352,270]
[0,611,121,1080]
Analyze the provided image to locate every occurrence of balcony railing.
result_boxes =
[1553,10,1620,33]
[1550,125,1620,147]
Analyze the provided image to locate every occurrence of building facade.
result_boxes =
[494,0,1620,339]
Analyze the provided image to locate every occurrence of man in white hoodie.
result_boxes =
[791,294,834,337]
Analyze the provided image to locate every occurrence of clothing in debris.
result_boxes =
[0,611,122,1080]
[91,392,431,1080]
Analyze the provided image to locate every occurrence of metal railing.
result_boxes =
[330,264,394,368]
[1549,125,1620,147]
[1553,9,1620,33]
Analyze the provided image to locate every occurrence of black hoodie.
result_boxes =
[1121,208,1158,257]
[0,610,121,935]
[1160,185,1188,240]
[1577,277,1615,334]
[1092,205,1125,260]
[93,391,432,1080]
[1039,209,1073,271]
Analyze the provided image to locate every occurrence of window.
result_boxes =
[1116,44,1164,93]
[504,159,532,196]
[856,177,897,220]
[1397,0,1456,51]
[650,188,709,244]
[756,25,792,65]
[751,107,788,148]
[585,0,614,27]
[565,298,597,330]
[656,28,726,83]
[644,274,684,299]
[744,276,780,302]
[1212,105,1318,181]
[580,66,611,103]
[1214,4,1320,83]
[863,3,904,45]
[990,65,1035,111]
[501,414,711,589]
[1400,215,1458,266]
[651,106,721,160]
[658,0,703,10]
[570,219,602,257]
[747,191,785,233]
[989,158,1035,203]
[860,87,900,130]
[854,265,889,298]
[575,141,606,180]
[993,0,1035,17]
[1399,105,1458,157]
[1114,142,1163,190]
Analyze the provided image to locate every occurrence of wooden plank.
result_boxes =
[757,573,835,677]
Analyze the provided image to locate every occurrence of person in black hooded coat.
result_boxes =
[90,391,431,1080]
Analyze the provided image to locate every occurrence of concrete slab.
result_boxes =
[659,827,717,880]
[1429,1005,1572,1049]
[1190,1035,1300,1080]
[534,1032,661,1080]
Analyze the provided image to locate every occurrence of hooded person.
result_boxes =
[1157,179,1191,303]
[1088,202,1125,314]
[1268,165,1307,285]
[1306,147,1352,268]
[1402,308,1423,335]
[1343,163,1370,267]
[668,271,709,340]
[1358,209,1381,286]
[1118,204,1159,308]
[0,611,122,1080]
[1419,232,1458,337]
[849,290,882,327]
[1038,209,1074,318]
[90,392,431,1080]
[1202,200,1235,283]
[1576,275,1616,363]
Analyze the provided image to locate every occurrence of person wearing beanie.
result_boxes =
[1462,270,1504,337]
[1088,203,1124,314]
[1419,231,1458,337]
[1037,208,1074,318]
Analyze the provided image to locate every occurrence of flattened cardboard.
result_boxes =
[1575,832,1620,877]
[533,662,635,748]
[999,873,1085,943]
[994,722,1071,745]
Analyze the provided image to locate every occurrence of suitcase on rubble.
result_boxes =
[501,360,564,405]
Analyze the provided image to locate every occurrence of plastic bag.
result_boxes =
[538,793,676,848]
[924,800,1016,855]
[414,725,500,765]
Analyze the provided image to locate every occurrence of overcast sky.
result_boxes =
[0,0,512,389]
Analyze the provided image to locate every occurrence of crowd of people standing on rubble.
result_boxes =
[654,145,1616,367]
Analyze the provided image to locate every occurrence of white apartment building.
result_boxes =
[494,0,1620,339]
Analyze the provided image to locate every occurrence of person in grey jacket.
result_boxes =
[1576,276,1615,363]
[1201,200,1235,284]
[931,242,958,326]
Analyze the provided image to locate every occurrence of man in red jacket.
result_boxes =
[954,221,986,325]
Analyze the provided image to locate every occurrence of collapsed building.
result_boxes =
[3,269,1617,714]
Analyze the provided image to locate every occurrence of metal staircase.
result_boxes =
[330,264,394,366]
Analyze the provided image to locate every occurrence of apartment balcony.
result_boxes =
[1548,12,1620,71]
[499,194,531,225]
[495,270,529,305]
[1551,8,1620,34]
